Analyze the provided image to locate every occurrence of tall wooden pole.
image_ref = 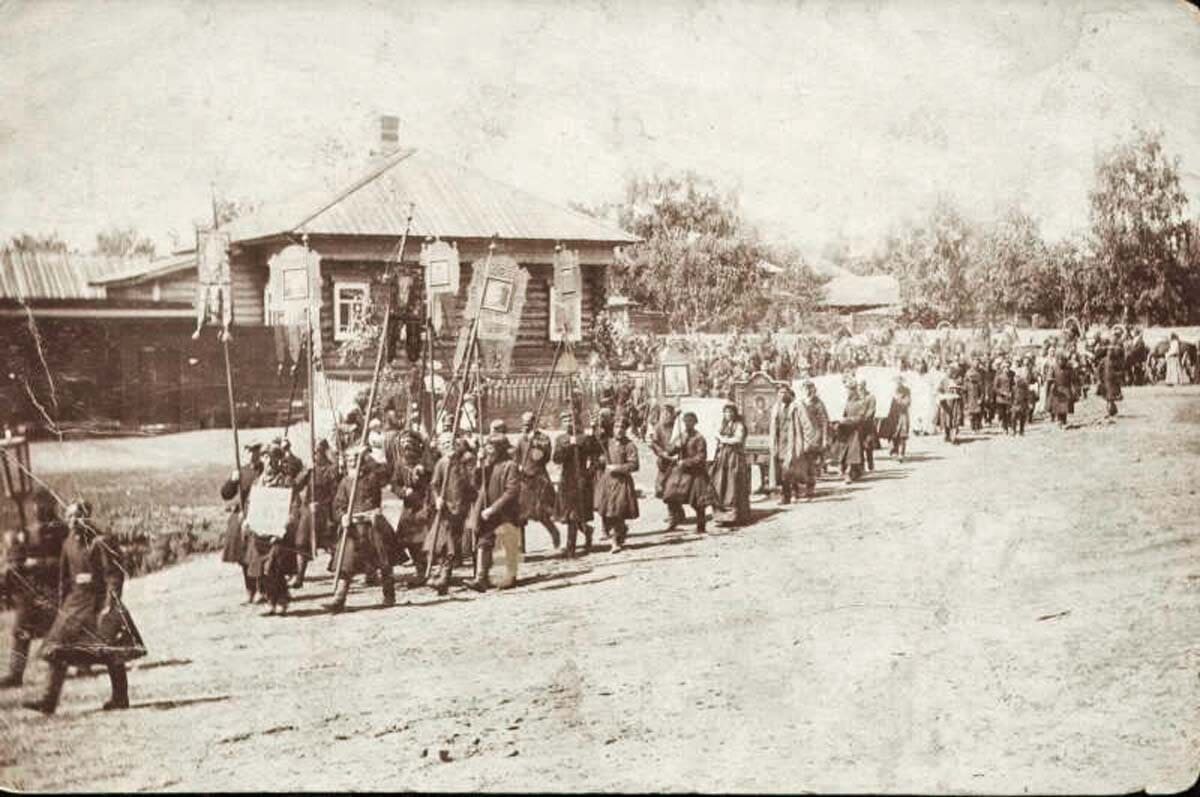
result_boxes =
[222,335,245,519]
[306,307,318,559]
[330,207,414,592]
[424,239,496,578]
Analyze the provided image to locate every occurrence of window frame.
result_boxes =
[333,280,370,342]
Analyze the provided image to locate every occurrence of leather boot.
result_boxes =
[430,560,451,596]
[380,568,396,607]
[103,662,129,710]
[582,524,593,555]
[323,578,351,613]
[291,558,308,589]
[23,662,66,715]
[408,551,428,588]
[0,635,31,689]
[544,520,562,551]
[564,521,577,559]
[464,548,492,592]
[696,511,707,535]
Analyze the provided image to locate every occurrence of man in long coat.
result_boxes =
[796,380,829,500]
[993,360,1014,434]
[464,433,522,591]
[1,489,67,689]
[648,404,683,528]
[857,379,878,472]
[768,385,803,505]
[23,502,145,714]
[1099,331,1125,418]
[425,435,477,595]
[219,443,265,604]
[1047,353,1076,428]
[662,412,710,534]
[325,445,397,612]
[513,411,561,553]
[552,409,603,557]
[964,361,984,431]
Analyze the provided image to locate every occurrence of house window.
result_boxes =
[334,281,369,341]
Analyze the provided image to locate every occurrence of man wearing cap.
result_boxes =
[663,411,711,533]
[389,426,435,589]
[464,430,521,591]
[426,434,477,595]
[514,410,562,553]
[325,440,398,612]
[648,403,683,528]
[289,439,341,589]
[768,385,803,504]
[552,408,603,557]
[219,443,266,604]
[1,489,68,689]
[595,415,640,551]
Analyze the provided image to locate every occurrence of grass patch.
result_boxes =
[1,462,231,602]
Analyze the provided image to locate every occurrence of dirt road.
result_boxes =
[3,386,1199,793]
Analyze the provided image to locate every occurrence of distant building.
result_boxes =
[812,262,901,333]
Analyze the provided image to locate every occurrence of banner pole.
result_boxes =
[330,206,414,594]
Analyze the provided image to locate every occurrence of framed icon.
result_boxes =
[481,276,514,313]
[661,362,692,397]
[427,258,453,292]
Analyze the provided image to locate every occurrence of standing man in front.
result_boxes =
[648,404,683,529]
[324,443,398,612]
[426,434,477,595]
[797,380,829,500]
[464,432,521,592]
[513,410,562,553]
[768,385,803,505]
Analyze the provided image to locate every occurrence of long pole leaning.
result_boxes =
[222,334,245,520]
[424,238,495,578]
[306,307,318,560]
[330,207,415,591]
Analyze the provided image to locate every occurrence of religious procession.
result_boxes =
[4,4,1200,790]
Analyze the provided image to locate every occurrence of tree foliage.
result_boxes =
[1087,128,1197,324]
[94,225,156,258]
[603,172,823,333]
[881,199,975,324]
[7,232,68,253]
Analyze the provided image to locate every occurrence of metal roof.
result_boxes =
[0,249,153,301]
[226,148,638,246]
[821,274,901,309]
[90,251,197,287]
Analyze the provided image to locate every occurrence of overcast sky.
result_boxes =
[1,0,1198,257]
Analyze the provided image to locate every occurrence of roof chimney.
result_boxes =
[370,115,400,166]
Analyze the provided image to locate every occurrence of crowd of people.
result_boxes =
[0,320,1160,715]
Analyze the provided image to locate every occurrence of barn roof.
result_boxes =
[90,251,196,287]
[226,148,638,246]
[0,249,152,301]
[821,273,901,309]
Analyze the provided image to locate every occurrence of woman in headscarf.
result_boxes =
[710,402,751,526]
[23,502,146,715]
[1164,333,1184,386]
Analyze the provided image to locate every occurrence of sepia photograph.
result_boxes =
[2,0,1200,793]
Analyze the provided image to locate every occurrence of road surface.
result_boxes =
[3,386,1199,793]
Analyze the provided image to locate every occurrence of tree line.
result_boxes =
[579,127,1200,331]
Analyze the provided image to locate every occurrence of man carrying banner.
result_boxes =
[389,429,434,588]
[219,444,265,604]
[514,410,561,553]
[325,444,398,612]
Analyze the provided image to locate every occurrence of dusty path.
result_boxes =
[3,387,1199,793]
